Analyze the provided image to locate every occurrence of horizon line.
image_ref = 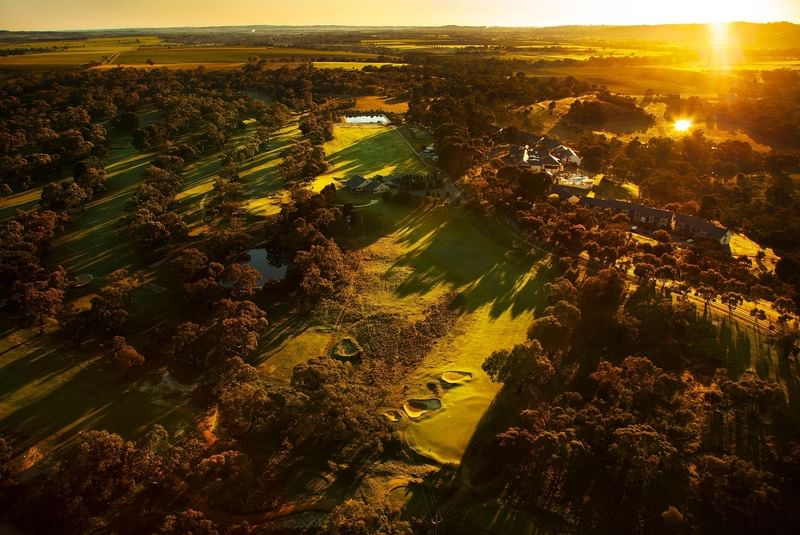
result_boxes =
[1,20,797,34]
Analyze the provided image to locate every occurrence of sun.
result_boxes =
[674,119,692,133]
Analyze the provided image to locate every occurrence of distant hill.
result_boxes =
[1,22,798,49]
[521,22,800,49]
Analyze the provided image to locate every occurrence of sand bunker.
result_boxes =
[72,274,94,287]
[332,337,362,359]
[403,398,442,418]
[441,371,473,385]
[383,409,404,422]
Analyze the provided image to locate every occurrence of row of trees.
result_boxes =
[124,156,188,247]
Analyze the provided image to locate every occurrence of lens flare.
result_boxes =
[674,119,692,132]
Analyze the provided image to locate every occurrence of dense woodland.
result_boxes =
[0,42,799,534]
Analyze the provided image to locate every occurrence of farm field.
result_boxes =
[352,95,410,114]
[312,61,406,70]
[527,65,731,97]
[113,46,378,65]
[0,36,163,69]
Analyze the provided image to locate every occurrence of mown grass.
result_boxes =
[311,124,430,191]
[0,324,195,459]
[176,122,300,225]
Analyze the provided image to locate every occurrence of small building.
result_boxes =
[240,118,258,128]
[361,180,391,195]
[533,154,563,174]
[674,214,732,245]
[580,197,674,228]
[550,184,585,203]
[343,175,368,191]
[535,136,562,152]
[552,145,582,166]
[507,144,530,165]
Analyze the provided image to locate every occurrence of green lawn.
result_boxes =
[253,199,553,464]
[49,144,156,277]
[176,122,300,224]
[311,124,430,191]
[0,325,195,459]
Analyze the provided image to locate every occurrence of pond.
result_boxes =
[245,249,287,285]
[344,114,390,125]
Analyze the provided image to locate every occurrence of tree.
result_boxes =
[517,170,553,200]
[0,436,11,484]
[720,292,744,317]
[171,247,209,280]
[325,499,411,535]
[213,300,268,361]
[483,340,554,394]
[528,316,572,356]
[220,263,260,298]
[219,380,270,435]
[172,322,203,368]
[696,286,718,310]
[105,336,145,377]
[690,455,778,533]
[13,266,67,331]
[160,509,218,535]
[293,238,348,300]
[57,430,160,513]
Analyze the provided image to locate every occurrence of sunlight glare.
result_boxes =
[674,119,692,132]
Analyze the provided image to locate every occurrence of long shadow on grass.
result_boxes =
[402,380,566,533]
[388,210,553,319]
[49,147,155,275]
[0,334,192,455]
[324,128,426,179]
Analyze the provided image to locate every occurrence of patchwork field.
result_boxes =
[113,46,378,65]
[313,61,406,70]
[0,36,162,69]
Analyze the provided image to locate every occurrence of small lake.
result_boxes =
[344,114,390,125]
[245,249,287,285]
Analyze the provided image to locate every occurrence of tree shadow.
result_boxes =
[388,211,553,319]
[0,332,193,457]
[324,127,427,180]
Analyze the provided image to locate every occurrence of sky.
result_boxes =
[1,0,798,31]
